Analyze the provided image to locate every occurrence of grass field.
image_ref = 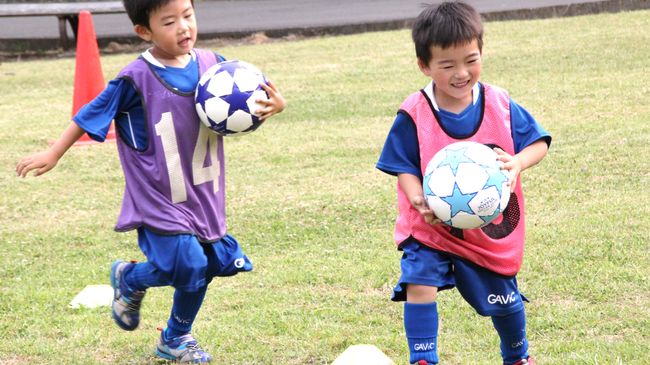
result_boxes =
[1,9,649,365]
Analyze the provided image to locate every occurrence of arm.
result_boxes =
[377,113,440,225]
[398,172,441,225]
[16,78,128,178]
[495,139,549,192]
[16,122,85,177]
[256,80,287,121]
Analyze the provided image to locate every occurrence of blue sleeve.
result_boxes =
[510,99,552,153]
[72,78,139,142]
[376,111,422,179]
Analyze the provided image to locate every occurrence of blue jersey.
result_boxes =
[376,82,551,179]
[73,50,225,149]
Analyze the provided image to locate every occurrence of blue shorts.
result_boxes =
[392,238,527,316]
[137,227,253,292]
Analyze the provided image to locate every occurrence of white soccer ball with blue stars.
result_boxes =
[195,60,268,136]
[423,141,510,229]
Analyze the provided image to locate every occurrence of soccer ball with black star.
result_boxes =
[195,60,268,136]
[423,141,511,229]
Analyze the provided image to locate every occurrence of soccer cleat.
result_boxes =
[110,260,145,331]
[510,356,536,365]
[155,329,212,363]
[413,361,434,365]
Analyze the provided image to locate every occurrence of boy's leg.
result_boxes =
[451,258,531,364]
[123,261,170,290]
[404,285,439,365]
[165,286,208,338]
[393,239,454,365]
[156,234,251,363]
[162,233,251,338]
[112,227,209,332]
[110,261,148,331]
[492,309,529,364]
[156,286,212,363]
[111,260,172,331]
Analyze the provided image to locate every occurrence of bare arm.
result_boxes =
[397,172,440,225]
[495,139,549,191]
[16,122,86,177]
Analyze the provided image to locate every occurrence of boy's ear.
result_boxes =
[417,58,431,77]
[134,24,152,42]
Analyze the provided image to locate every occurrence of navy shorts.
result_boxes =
[137,227,253,292]
[392,238,526,316]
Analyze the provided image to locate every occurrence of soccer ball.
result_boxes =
[195,60,269,136]
[423,141,511,229]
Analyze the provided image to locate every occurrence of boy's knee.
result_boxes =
[169,254,209,291]
[470,291,525,317]
[406,284,439,303]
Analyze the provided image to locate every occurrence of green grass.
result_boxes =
[1,10,649,364]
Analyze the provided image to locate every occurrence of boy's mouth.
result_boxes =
[451,80,470,88]
[178,36,192,47]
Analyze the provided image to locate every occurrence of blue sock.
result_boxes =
[123,262,168,292]
[404,302,439,364]
[491,309,529,364]
[165,286,208,338]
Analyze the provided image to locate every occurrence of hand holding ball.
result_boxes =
[195,60,269,136]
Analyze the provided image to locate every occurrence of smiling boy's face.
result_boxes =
[135,0,197,66]
[418,39,482,112]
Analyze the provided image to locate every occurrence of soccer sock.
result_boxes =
[404,302,439,364]
[123,262,168,293]
[166,285,208,338]
[491,309,529,364]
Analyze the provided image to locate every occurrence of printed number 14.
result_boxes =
[155,112,221,203]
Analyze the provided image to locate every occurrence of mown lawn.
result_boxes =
[0,9,648,364]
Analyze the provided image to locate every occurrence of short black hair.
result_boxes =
[122,0,193,28]
[412,1,484,63]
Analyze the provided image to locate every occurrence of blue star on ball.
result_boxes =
[483,167,509,196]
[436,147,474,174]
[441,183,477,218]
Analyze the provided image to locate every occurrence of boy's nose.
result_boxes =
[455,67,469,78]
[178,19,191,32]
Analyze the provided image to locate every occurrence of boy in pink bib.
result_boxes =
[376,2,551,364]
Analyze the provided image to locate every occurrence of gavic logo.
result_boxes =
[173,313,191,324]
[234,258,245,268]
[413,342,436,351]
[511,338,526,348]
[487,291,517,305]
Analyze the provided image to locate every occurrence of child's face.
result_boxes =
[418,39,482,111]
[135,0,197,65]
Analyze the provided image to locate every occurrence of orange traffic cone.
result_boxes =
[72,10,115,146]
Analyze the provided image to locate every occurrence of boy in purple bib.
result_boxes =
[16,0,286,362]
